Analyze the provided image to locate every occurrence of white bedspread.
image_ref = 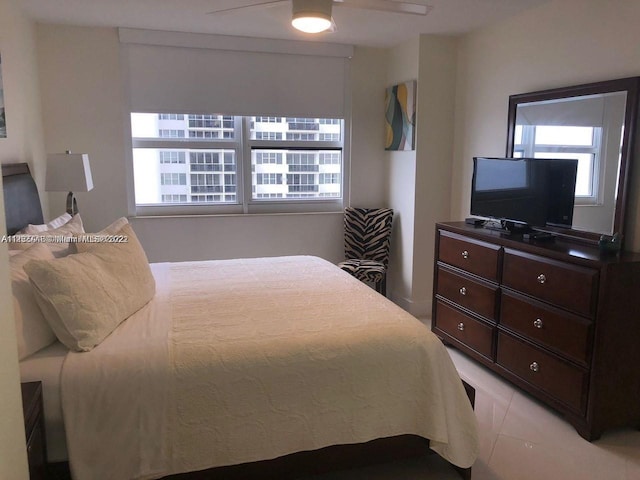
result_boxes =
[61,256,478,480]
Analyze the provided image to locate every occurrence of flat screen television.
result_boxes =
[470,157,578,232]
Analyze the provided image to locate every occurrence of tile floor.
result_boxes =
[308,342,640,480]
[448,347,640,480]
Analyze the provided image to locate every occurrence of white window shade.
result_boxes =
[121,29,352,118]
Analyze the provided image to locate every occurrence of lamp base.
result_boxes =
[66,192,78,216]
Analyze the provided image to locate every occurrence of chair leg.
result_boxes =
[376,276,387,297]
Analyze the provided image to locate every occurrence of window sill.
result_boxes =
[131,210,343,221]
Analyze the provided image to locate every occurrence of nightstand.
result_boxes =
[21,381,48,480]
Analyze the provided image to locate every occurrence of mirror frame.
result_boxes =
[506,76,640,246]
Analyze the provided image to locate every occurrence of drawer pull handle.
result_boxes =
[457,322,465,331]
[530,361,540,373]
[537,274,547,284]
[459,286,467,296]
[533,318,543,329]
[461,250,469,259]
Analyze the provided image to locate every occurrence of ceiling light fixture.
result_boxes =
[291,0,333,33]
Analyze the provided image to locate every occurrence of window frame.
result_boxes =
[513,124,603,206]
[129,114,348,216]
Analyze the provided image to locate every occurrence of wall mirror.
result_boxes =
[506,77,640,245]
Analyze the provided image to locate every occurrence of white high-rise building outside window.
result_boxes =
[131,113,343,214]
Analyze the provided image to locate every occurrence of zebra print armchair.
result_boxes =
[338,207,394,296]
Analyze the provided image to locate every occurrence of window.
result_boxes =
[514,125,602,204]
[319,153,340,164]
[192,194,222,202]
[161,194,187,203]
[255,152,283,164]
[159,129,185,138]
[319,133,339,141]
[257,173,282,185]
[286,133,316,141]
[160,173,186,185]
[287,174,317,194]
[256,193,284,199]
[131,113,344,213]
[189,130,234,139]
[286,117,319,131]
[319,173,339,184]
[287,153,318,172]
[255,132,283,140]
[160,151,186,164]
[255,116,281,123]
[159,114,184,120]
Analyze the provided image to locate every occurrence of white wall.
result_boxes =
[384,35,458,316]
[132,213,344,263]
[350,47,388,207]
[385,37,419,309]
[37,25,129,232]
[35,27,388,266]
[0,189,27,480]
[0,0,40,477]
[412,35,457,315]
[0,1,47,204]
[452,0,640,250]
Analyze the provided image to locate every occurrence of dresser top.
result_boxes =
[437,222,640,266]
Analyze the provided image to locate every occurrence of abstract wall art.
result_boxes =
[385,80,416,151]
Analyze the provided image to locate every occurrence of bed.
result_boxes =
[3,163,479,480]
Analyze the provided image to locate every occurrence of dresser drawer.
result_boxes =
[497,332,587,413]
[436,266,498,320]
[502,249,598,316]
[434,300,494,359]
[438,231,501,282]
[500,291,592,366]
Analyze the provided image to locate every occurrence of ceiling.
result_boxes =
[21,0,550,48]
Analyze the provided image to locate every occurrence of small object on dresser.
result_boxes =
[598,232,622,254]
[21,381,48,480]
[464,217,484,226]
[522,231,555,242]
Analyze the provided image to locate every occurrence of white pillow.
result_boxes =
[69,217,129,254]
[24,223,156,352]
[19,213,73,234]
[9,214,84,257]
[99,217,129,235]
[10,244,58,360]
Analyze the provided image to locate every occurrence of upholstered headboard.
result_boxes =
[2,163,44,235]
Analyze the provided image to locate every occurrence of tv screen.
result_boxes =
[471,157,578,229]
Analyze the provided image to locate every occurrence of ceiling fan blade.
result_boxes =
[207,0,289,15]
[333,0,433,16]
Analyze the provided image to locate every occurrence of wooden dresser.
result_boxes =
[432,221,640,440]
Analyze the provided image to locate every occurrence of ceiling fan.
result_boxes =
[207,0,434,34]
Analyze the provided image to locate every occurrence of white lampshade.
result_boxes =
[46,152,94,193]
[291,0,333,33]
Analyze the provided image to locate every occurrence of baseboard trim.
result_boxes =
[390,293,431,318]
